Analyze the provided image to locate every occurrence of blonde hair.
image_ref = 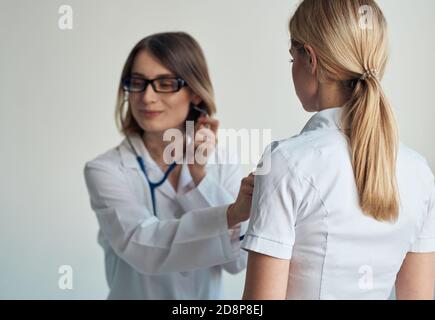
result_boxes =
[115,32,216,137]
[290,0,399,222]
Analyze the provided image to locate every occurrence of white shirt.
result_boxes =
[84,134,247,299]
[241,107,435,300]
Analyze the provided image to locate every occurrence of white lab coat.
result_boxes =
[84,134,247,299]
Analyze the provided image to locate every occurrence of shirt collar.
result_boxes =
[300,107,349,134]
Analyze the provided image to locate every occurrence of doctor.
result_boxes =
[84,32,253,299]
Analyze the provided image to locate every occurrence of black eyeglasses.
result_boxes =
[123,76,187,93]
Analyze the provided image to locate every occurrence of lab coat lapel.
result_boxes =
[177,162,194,192]
[119,134,176,200]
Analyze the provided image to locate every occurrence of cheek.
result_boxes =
[162,95,190,125]
[129,94,143,117]
[292,62,305,98]
[292,61,317,107]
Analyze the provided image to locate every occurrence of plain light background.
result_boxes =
[0,0,434,299]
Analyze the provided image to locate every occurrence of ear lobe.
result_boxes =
[310,59,316,75]
[192,95,202,106]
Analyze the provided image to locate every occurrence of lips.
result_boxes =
[138,110,164,119]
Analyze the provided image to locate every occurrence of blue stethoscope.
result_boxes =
[138,157,177,217]
[125,103,208,217]
[126,136,177,217]
[126,110,245,241]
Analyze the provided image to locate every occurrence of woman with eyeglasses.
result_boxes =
[84,32,252,299]
[241,0,435,299]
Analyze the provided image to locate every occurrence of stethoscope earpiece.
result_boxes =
[191,104,208,117]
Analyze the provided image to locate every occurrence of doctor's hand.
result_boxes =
[226,173,255,229]
[188,116,219,186]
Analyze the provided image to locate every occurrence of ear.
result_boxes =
[303,44,317,75]
[191,94,202,106]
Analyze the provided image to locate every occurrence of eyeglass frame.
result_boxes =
[122,75,187,94]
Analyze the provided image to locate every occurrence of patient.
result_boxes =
[241,0,435,300]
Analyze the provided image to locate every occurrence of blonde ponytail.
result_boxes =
[289,0,399,221]
[343,74,399,221]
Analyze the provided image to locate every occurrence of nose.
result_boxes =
[142,82,158,105]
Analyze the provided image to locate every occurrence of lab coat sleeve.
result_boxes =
[84,160,239,275]
[175,159,248,274]
[175,164,241,212]
[410,179,435,253]
[219,221,249,274]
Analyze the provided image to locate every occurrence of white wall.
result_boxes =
[0,0,434,299]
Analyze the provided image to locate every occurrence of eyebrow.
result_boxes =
[130,72,176,78]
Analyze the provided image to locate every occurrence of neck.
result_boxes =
[315,81,351,112]
[142,131,169,163]
[142,130,185,166]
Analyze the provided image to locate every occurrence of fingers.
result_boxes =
[194,129,217,154]
[241,185,254,196]
[195,127,215,142]
[241,174,255,196]
[194,117,219,147]
[242,174,255,187]
[196,117,219,134]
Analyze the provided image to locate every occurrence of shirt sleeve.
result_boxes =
[410,181,435,253]
[241,148,301,260]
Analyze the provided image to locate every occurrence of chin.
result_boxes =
[140,122,168,133]
[139,118,187,135]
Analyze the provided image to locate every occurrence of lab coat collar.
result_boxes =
[301,107,350,134]
[119,134,145,168]
[119,133,193,196]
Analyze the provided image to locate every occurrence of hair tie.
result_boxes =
[360,68,378,81]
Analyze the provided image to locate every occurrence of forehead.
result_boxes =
[131,50,174,78]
